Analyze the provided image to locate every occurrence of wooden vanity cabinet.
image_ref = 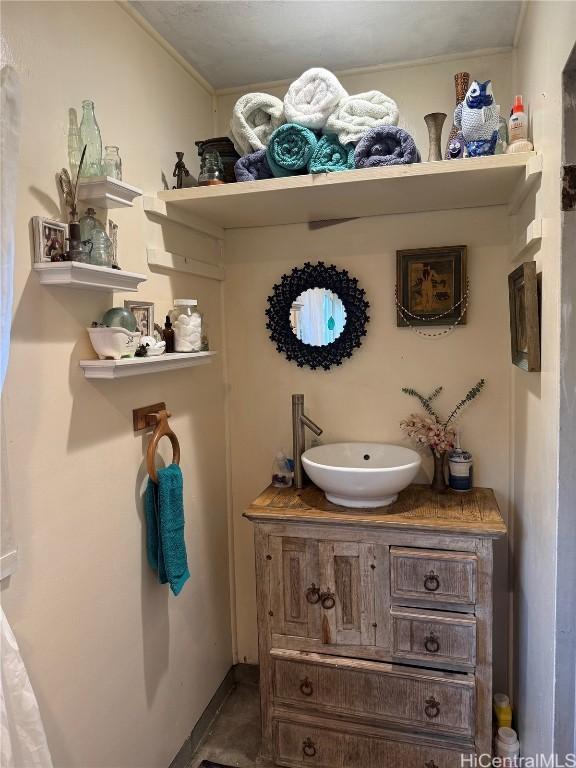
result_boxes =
[245,483,506,768]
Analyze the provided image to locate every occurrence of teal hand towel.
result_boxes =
[145,464,190,596]
[266,123,318,177]
[308,133,354,174]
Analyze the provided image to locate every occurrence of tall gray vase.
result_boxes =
[424,113,447,162]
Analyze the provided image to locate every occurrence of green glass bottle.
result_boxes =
[79,100,102,177]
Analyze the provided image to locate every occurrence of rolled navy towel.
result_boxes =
[354,125,421,168]
[234,149,274,182]
[308,133,354,174]
[266,123,318,177]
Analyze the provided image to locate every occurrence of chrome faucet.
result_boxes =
[292,394,323,489]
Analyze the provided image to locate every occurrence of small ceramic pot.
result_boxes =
[87,327,141,360]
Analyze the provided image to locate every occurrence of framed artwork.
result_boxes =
[508,261,541,371]
[124,301,154,337]
[32,216,68,263]
[396,245,468,327]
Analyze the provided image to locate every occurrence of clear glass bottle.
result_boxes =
[170,300,203,352]
[89,228,113,267]
[79,207,103,241]
[68,107,83,180]
[198,151,225,186]
[79,99,103,177]
[103,145,122,180]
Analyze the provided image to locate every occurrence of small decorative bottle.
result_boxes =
[198,151,225,186]
[272,453,293,488]
[67,108,83,180]
[163,315,175,353]
[103,145,122,180]
[79,99,103,177]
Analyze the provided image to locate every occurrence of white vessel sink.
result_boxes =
[302,442,421,509]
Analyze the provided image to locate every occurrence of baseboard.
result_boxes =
[168,663,259,768]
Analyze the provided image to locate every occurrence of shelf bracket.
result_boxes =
[143,196,224,241]
[147,248,224,281]
[512,217,543,260]
[507,153,543,215]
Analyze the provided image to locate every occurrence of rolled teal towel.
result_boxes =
[308,133,354,174]
[266,123,318,177]
[145,463,190,596]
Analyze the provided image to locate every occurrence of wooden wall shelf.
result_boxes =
[156,152,540,231]
[79,351,216,379]
[34,261,147,291]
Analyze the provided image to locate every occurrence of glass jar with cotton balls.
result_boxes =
[170,300,203,353]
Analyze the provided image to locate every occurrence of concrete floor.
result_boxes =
[187,681,273,768]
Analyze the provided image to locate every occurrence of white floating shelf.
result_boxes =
[80,351,217,379]
[78,176,142,209]
[157,152,540,230]
[34,261,147,292]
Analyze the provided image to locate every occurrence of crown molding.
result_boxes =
[214,46,513,97]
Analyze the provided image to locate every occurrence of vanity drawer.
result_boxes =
[274,717,473,768]
[390,547,477,606]
[391,607,476,669]
[272,651,475,738]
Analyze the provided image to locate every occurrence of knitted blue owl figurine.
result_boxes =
[454,80,500,157]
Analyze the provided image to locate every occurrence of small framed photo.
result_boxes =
[124,301,154,337]
[508,261,541,371]
[32,216,68,263]
[396,245,468,327]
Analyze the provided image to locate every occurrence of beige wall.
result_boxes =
[224,207,513,679]
[1,3,231,767]
[511,1,576,757]
[216,50,513,157]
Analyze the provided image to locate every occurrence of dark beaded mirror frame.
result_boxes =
[265,262,370,371]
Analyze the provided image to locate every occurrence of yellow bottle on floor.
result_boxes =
[493,693,513,728]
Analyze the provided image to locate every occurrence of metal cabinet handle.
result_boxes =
[302,738,316,757]
[424,571,440,592]
[424,696,441,719]
[305,584,321,604]
[300,677,314,697]
[320,590,336,610]
[424,632,440,654]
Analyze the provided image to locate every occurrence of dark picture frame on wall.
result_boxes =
[396,245,468,327]
[508,261,541,372]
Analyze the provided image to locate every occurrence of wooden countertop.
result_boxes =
[244,483,507,538]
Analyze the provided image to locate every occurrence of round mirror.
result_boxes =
[265,262,370,371]
[290,288,347,346]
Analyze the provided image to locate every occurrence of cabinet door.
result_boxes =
[270,536,321,640]
[319,541,379,646]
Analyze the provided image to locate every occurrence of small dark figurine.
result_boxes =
[172,152,190,189]
[448,132,465,159]
[134,344,149,357]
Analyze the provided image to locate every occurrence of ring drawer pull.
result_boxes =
[305,584,321,604]
[424,632,440,654]
[300,677,314,696]
[320,590,336,610]
[424,696,441,719]
[424,571,440,592]
[302,738,317,757]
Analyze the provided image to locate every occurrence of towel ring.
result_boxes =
[146,410,180,484]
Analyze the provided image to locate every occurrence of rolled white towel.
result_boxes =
[230,93,285,155]
[324,91,399,145]
[284,68,348,130]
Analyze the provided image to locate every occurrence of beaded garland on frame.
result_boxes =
[265,262,370,370]
[395,245,469,338]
